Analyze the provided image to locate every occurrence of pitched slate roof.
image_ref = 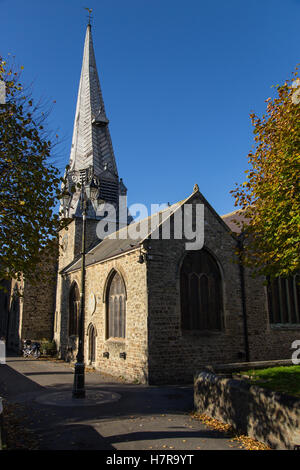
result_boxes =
[221,208,249,234]
[61,198,189,274]
[62,189,245,274]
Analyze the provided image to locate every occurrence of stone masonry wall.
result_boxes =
[57,218,100,271]
[243,268,300,362]
[5,242,58,352]
[53,195,300,385]
[146,193,300,384]
[146,193,247,384]
[54,218,100,353]
[56,249,149,384]
[21,243,58,342]
[194,370,300,450]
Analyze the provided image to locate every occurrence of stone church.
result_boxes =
[0,25,299,384]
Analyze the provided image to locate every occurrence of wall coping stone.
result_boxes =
[196,359,294,375]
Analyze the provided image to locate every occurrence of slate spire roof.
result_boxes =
[61,24,127,219]
[69,24,117,177]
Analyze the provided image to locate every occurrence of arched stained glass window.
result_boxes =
[69,283,80,336]
[267,275,300,324]
[180,249,223,331]
[106,271,126,339]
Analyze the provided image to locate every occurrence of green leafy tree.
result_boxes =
[0,58,63,283]
[231,68,300,278]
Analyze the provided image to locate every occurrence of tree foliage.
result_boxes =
[0,58,63,283]
[231,68,300,278]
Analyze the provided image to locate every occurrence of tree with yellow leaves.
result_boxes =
[0,58,63,283]
[231,68,300,278]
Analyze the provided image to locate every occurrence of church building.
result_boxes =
[1,24,299,384]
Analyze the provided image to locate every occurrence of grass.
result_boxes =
[238,365,300,398]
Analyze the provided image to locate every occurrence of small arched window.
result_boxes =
[88,324,96,363]
[69,283,80,336]
[180,249,223,331]
[106,271,126,339]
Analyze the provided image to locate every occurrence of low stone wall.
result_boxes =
[206,358,294,373]
[194,369,300,450]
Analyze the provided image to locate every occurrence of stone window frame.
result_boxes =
[179,247,225,335]
[104,269,127,341]
[267,274,300,327]
[86,322,97,364]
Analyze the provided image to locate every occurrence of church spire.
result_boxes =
[62,23,127,219]
[69,24,118,177]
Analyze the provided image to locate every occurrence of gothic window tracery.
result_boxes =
[267,275,300,325]
[106,271,126,339]
[69,283,80,336]
[180,249,223,332]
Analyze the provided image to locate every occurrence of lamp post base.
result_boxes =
[73,362,86,399]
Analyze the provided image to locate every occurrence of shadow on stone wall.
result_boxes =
[194,370,300,450]
[58,276,71,360]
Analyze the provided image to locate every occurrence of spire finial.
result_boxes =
[84,7,93,26]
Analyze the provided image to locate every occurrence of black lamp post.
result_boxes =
[62,178,98,399]
[62,191,72,217]
[72,186,87,398]
[71,181,98,399]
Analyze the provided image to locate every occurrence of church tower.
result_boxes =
[54,22,129,355]
[61,23,127,220]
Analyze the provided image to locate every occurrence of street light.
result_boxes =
[62,190,71,215]
[85,177,99,201]
[72,181,98,399]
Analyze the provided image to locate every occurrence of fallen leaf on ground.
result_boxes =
[190,412,271,451]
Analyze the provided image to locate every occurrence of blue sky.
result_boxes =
[1,0,299,215]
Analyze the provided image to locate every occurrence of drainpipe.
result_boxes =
[238,235,250,362]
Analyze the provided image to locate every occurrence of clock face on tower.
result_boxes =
[61,234,68,253]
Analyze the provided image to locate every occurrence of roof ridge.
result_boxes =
[139,193,194,244]
[86,196,192,256]
[221,208,244,218]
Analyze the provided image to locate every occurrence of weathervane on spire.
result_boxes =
[84,7,93,26]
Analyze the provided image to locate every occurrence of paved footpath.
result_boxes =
[0,354,242,450]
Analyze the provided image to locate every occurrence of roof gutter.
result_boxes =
[60,244,141,275]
